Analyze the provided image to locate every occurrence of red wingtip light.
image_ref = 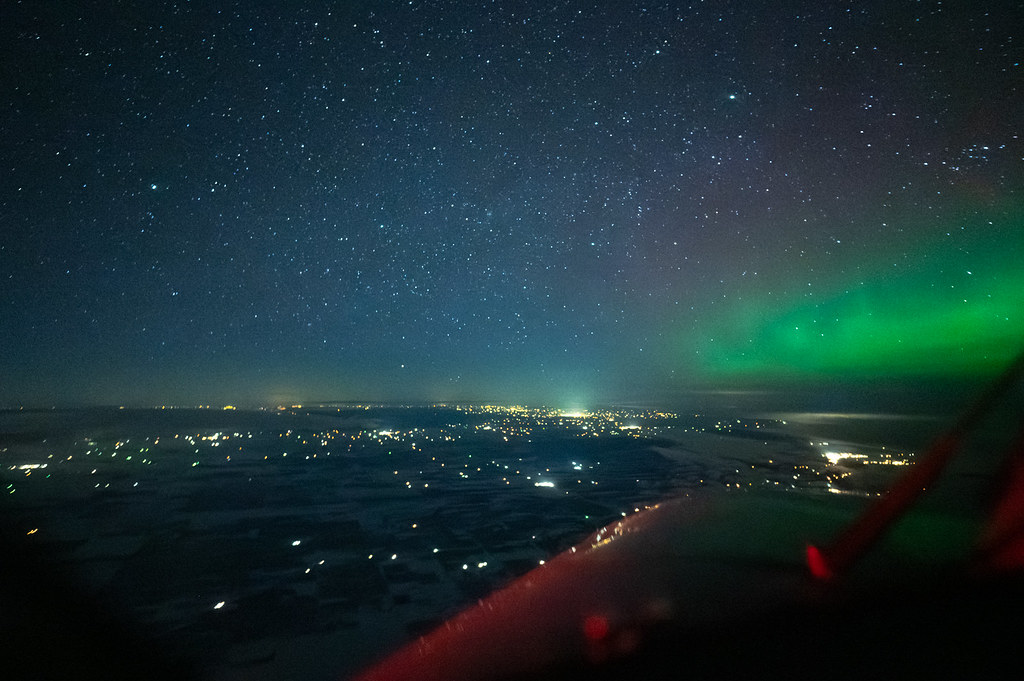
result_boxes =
[583,614,610,642]
[806,544,832,581]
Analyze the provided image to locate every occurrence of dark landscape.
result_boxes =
[6,398,1006,680]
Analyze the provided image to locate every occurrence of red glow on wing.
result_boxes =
[583,614,610,642]
[978,429,1024,572]
[806,544,832,581]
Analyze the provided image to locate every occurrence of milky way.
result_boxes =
[2,1,1021,406]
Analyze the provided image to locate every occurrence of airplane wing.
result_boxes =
[353,351,1024,680]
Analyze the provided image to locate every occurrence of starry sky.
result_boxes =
[2,1,1022,408]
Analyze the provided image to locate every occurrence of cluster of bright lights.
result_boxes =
[823,451,869,465]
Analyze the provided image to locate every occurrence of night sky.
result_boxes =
[2,1,1022,407]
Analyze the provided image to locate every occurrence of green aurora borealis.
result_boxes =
[700,207,1024,381]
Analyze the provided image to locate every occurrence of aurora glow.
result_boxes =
[700,207,1024,379]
